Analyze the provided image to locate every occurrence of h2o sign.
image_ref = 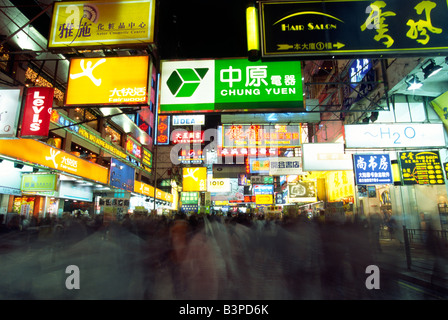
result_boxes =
[208,178,231,193]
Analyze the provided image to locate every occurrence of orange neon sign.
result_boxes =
[65,56,149,106]
[0,139,108,184]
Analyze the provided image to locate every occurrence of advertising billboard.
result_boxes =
[109,158,135,192]
[399,151,444,185]
[182,167,207,192]
[65,56,149,106]
[260,0,448,58]
[159,58,303,113]
[353,154,394,185]
[20,87,55,138]
[0,88,23,139]
[48,0,156,49]
[344,123,446,148]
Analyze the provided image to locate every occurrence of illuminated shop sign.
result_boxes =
[353,154,394,185]
[155,115,170,145]
[172,114,205,126]
[207,178,231,193]
[253,184,274,195]
[182,167,207,192]
[142,147,153,168]
[218,147,278,157]
[255,194,274,205]
[222,124,301,148]
[260,0,448,58]
[65,56,149,106]
[0,88,22,138]
[110,158,135,192]
[399,151,444,185]
[181,192,199,205]
[159,59,303,113]
[20,87,54,138]
[50,110,127,160]
[288,180,317,203]
[269,157,302,176]
[0,139,108,184]
[249,157,271,174]
[350,59,371,88]
[21,174,58,192]
[344,123,446,148]
[126,136,142,160]
[179,149,204,164]
[48,0,156,49]
[302,143,353,171]
[172,130,204,144]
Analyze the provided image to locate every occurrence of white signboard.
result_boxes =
[207,178,231,193]
[302,143,353,171]
[172,115,205,126]
[344,123,446,148]
[269,157,303,176]
[0,88,23,138]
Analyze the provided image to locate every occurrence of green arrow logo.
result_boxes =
[166,68,209,97]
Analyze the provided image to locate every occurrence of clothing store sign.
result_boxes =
[20,87,54,138]
[48,0,155,49]
[159,58,303,113]
[0,88,22,138]
[344,123,446,148]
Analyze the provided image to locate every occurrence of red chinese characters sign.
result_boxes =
[172,130,204,144]
[20,87,55,138]
[156,115,170,145]
[222,124,301,148]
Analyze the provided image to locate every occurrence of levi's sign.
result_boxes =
[260,0,448,58]
[159,59,303,113]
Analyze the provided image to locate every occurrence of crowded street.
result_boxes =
[1,211,447,300]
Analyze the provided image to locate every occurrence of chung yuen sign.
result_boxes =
[159,58,303,113]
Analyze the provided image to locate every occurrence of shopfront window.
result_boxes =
[73,108,99,131]
[105,124,122,146]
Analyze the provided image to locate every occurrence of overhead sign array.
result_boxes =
[260,0,448,58]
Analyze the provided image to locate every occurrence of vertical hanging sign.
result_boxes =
[20,87,55,138]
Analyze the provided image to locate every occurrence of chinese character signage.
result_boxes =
[21,174,58,192]
[0,88,22,139]
[260,0,448,58]
[350,59,372,89]
[65,56,149,106]
[344,123,446,148]
[181,192,198,205]
[222,124,301,148]
[48,0,155,49]
[0,139,108,184]
[269,157,302,176]
[155,115,170,145]
[159,59,303,113]
[399,151,444,185]
[353,154,393,185]
[182,167,207,192]
[172,130,204,144]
